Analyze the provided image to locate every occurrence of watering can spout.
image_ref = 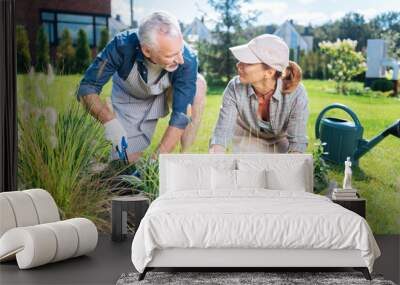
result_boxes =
[354,119,400,160]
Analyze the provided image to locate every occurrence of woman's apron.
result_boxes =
[232,110,289,154]
[110,62,171,158]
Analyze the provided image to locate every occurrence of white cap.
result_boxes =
[229,34,289,72]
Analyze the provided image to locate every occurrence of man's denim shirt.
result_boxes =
[76,29,198,129]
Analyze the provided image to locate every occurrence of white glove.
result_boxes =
[103,118,127,151]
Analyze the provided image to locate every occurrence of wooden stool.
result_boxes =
[111,195,149,242]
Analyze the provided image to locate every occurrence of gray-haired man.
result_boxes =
[77,11,206,163]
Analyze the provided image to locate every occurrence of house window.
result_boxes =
[290,31,298,49]
[40,11,108,47]
[43,22,55,43]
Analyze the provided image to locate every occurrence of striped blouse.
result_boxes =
[210,76,309,153]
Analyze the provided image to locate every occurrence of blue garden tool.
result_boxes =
[115,136,141,178]
[115,136,129,165]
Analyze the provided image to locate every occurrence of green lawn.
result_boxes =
[18,75,400,234]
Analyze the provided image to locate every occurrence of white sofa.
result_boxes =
[0,189,98,269]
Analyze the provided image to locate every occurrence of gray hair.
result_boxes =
[138,11,181,50]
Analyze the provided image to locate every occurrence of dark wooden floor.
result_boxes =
[1,234,399,285]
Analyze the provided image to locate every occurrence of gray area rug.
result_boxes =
[116,271,396,285]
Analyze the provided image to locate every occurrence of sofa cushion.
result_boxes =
[0,196,17,237]
[0,218,97,269]
[0,189,60,238]
[24,189,60,223]
[0,191,39,228]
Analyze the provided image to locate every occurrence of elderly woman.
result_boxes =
[209,34,309,154]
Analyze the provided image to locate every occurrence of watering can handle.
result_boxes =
[315,103,362,139]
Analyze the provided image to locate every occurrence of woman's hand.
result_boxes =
[209,144,226,154]
[288,150,301,154]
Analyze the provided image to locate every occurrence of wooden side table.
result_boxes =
[332,197,366,218]
[111,195,150,242]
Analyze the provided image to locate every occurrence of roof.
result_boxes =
[183,17,211,42]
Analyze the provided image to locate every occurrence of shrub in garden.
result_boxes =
[120,156,159,201]
[289,48,295,61]
[17,72,115,231]
[197,0,260,83]
[298,50,329,79]
[35,25,50,73]
[75,29,91,73]
[319,39,365,94]
[371,78,394,92]
[97,27,109,53]
[16,25,31,73]
[56,29,75,74]
[313,140,330,194]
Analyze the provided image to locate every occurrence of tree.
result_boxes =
[35,25,50,73]
[75,29,91,73]
[369,11,400,34]
[293,11,400,55]
[204,0,260,83]
[16,25,31,73]
[381,30,400,59]
[311,13,372,52]
[336,13,372,51]
[370,12,400,59]
[241,25,275,41]
[298,50,329,80]
[56,29,75,74]
[319,39,366,94]
[97,27,109,53]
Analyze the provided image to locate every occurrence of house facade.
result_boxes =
[16,0,111,62]
[274,20,314,61]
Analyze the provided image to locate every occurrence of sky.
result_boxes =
[112,0,399,28]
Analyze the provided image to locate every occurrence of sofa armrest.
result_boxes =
[0,218,97,269]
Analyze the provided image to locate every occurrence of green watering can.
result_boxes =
[315,103,400,166]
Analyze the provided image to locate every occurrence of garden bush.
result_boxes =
[371,78,394,92]
[35,25,50,73]
[298,50,329,80]
[16,25,31,73]
[319,39,365,94]
[313,140,330,194]
[75,29,91,73]
[17,72,115,231]
[56,29,76,74]
[97,27,109,54]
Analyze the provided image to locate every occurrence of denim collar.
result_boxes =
[135,45,144,62]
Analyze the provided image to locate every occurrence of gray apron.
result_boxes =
[232,113,289,154]
[110,62,171,158]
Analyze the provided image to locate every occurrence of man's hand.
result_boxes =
[150,149,159,161]
[80,94,115,124]
[103,118,128,152]
[152,126,184,159]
